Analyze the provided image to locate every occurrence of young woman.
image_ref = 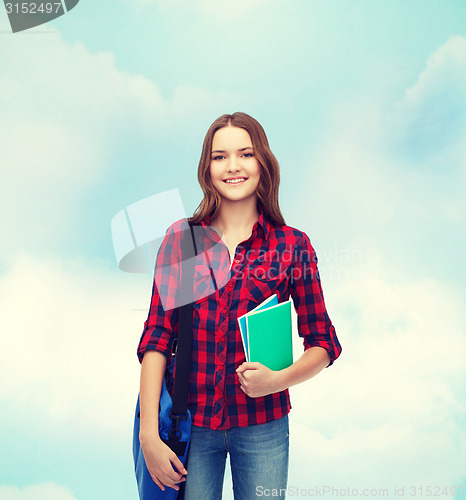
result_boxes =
[137,112,342,499]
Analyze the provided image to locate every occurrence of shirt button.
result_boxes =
[219,365,224,371]
[221,337,225,342]
[223,308,227,314]
[228,282,233,288]
[234,259,241,263]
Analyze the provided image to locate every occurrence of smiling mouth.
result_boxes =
[223,178,247,185]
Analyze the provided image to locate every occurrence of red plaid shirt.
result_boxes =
[137,205,342,430]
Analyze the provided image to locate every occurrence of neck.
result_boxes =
[211,198,260,235]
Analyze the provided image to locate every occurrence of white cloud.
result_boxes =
[392,35,466,170]
[0,252,148,435]
[287,270,466,492]
[401,35,466,114]
[0,482,77,500]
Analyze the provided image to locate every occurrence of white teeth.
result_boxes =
[225,178,246,184]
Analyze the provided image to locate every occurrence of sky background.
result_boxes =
[1,1,465,499]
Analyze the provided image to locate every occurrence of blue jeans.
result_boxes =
[183,413,289,500]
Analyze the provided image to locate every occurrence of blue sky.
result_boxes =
[1,1,465,499]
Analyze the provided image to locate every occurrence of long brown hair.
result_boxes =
[188,112,286,226]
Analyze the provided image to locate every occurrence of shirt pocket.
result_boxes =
[244,264,284,303]
[193,262,217,304]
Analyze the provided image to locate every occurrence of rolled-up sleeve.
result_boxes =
[289,231,342,367]
[137,221,182,364]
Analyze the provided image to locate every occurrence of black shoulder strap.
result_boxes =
[170,220,197,418]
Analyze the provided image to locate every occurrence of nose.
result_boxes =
[227,155,241,172]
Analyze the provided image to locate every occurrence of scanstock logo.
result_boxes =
[4,0,79,33]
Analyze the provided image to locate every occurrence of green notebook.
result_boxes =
[238,293,278,361]
[245,299,293,371]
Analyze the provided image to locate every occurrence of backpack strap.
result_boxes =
[169,220,197,426]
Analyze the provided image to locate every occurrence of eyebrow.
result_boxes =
[211,146,254,154]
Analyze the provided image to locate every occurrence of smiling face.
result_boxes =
[209,125,261,204]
